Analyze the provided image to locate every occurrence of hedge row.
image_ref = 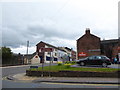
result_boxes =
[26,70,120,78]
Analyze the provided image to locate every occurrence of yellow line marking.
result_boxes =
[42,82,120,86]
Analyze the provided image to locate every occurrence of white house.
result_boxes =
[36,41,71,63]
[31,54,40,64]
[57,49,69,62]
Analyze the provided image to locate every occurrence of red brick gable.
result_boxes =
[77,29,101,59]
[77,33,100,41]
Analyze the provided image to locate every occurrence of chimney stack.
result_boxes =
[85,28,90,34]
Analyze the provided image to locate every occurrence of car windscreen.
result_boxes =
[101,56,109,59]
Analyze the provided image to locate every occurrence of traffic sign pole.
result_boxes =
[41,57,44,77]
[39,47,53,77]
[49,52,51,77]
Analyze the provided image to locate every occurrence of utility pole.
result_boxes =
[26,41,29,64]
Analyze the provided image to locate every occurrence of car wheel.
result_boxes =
[80,62,85,66]
[102,63,107,67]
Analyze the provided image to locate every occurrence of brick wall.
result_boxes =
[101,39,119,59]
[77,29,101,59]
[36,41,45,63]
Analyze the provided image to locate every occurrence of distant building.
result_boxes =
[23,52,40,64]
[30,53,40,64]
[58,47,76,61]
[101,39,119,59]
[77,28,101,59]
[57,49,69,62]
[76,28,120,61]
[36,41,75,63]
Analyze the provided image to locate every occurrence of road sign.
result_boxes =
[30,66,38,69]
[39,47,53,52]
[78,52,87,57]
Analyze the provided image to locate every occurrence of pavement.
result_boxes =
[6,73,120,84]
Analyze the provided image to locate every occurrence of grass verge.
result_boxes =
[28,65,120,72]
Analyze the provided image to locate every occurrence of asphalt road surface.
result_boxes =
[2,63,56,77]
[72,64,120,68]
[2,79,119,88]
[1,64,120,89]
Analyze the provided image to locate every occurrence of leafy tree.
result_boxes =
[2,47,13,64]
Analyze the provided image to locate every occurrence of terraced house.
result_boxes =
[77,28,101,59]
[36,41,76,63]
[77,28,120,61]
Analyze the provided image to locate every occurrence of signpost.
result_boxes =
[39,47,53,52]
[39,47,53,77]
[118,47,120,63]
[30,66,38,69]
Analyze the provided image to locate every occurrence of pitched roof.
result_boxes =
[36,41,58,49]
[101,39,119,44]
[77,33,100,41]
[36,41,67,52]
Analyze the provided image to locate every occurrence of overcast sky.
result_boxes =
[1,0,119,54]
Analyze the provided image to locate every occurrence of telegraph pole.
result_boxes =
[26,41,29,64]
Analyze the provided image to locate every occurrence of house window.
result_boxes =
[46,56,51,61]
[55,53,57,56]
[47,52,51,55]
[54,58,58,61]
[55,49,57,51]
[35,56,38,58]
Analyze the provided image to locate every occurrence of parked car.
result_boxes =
[77,55,111,67]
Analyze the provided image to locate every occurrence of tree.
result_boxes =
[2,47,13,64]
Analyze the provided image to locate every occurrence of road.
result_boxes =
[2,63,55,77]
[2,64,120,89]
[72,64,120,68]
[2,80,119,88]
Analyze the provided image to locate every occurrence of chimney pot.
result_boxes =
[85,28,90,34]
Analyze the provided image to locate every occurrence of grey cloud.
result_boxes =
[2,24,78,48]
[2,1,118,50]
[27,25,77,40]
[2,27,27,48]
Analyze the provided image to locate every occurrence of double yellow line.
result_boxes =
[42,82,120,86]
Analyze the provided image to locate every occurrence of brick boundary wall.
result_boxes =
[26,70,120,78]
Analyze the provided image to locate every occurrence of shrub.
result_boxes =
[64,61,70,64]
[64,63,71,68]
[57,62,62,66]
[71,61,76,65]
[64,61,76,65]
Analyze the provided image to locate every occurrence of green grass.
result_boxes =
[28,65,120,72]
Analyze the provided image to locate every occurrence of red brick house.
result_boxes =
[77,28,120,61]
[77,28,101,59]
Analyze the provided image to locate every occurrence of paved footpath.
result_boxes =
[6,73,120,84]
